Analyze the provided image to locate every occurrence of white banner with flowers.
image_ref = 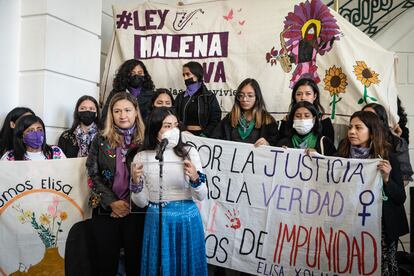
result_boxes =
[0,158,90,276]
[102,0,399,126]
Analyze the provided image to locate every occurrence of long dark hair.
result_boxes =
[183,61,204,82]
[13,115,52,160]
[290,78,325,114]
[363,103,389,128]
[142,107,189,158]
[69,95,100,132]
[230,78,274,128]
[286,101,322,136]
[337,111,390,159]
[112,59,155,91]
[362,103,393,141]
[0,107,34,154]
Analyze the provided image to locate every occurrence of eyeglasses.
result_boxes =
[236,94,255,100]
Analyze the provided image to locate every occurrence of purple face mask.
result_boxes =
[23,130,44,149]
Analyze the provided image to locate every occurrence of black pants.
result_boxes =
[91,208,145,276]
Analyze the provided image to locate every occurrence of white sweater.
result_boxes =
[130,146,207,208]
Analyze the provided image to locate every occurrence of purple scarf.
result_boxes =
[112,146,130,200]
[112,124,136,199]
[184,82,202,97]
[114,124,136,146]
[129,87,141,98]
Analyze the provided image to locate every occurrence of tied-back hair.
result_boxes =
[183,61,204,82]
[102,92,145,148]
[337,111,390,159]
[112,59,155,91]
[149,88,175,111]
[230,78,275,128]
[0,107,34,154]
[290,78,325,114]
[143,107,189,158]
[286,101,322,136]
[13,115,52,160]
[69,95,100,133]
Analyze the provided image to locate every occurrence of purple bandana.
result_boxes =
[129,87,142,98]
[114,124,136,146]
[184,82,202,97]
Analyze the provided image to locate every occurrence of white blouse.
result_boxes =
[130,146,207,208]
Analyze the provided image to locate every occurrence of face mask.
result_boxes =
[293,119,314,135]
[78,111,96,126]
[161,127,180,148]
[184,78,197,87]
[23,130,44,149]
[129,75,144,88]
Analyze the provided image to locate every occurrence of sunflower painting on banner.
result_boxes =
[323,65,347,119]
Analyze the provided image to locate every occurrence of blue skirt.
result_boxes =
[141,200,208,276]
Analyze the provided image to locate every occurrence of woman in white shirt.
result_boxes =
[1,114,65,160]
[130,107,207,275]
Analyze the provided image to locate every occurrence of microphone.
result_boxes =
[155,138,168,161]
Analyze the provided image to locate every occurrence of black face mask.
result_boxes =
[78,111,96,126]
[129,75,145,88]
[184,78,197,87]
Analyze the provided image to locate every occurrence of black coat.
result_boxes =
[58,130,79,158]
[382,154,410,244]
[210,113,279,146]
[174,84,221,137]
[86,133,141,211]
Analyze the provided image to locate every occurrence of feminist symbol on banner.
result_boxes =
[358,190,374,226]
[225,208,241,229]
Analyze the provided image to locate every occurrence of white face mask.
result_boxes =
[293,119,314,135]
[161,127,180,148]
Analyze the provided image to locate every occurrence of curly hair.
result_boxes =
[112,59,155,91]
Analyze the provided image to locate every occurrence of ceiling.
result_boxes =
[324,0,414,37]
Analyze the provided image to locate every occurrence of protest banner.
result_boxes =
[184,134,383,275]
[0,158,90,276]
[0,136,384,275]
[102,0,399,125]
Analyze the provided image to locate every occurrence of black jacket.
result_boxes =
[101,88,153,126]
[174,84,221,136]
[382,154,409,244]
[210,113,279,146]
[276,134,337,156]
[86,133,140,210]
[58,130,79,158]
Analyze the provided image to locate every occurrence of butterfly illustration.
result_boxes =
[223,9,233,21]
[239,20,245,26]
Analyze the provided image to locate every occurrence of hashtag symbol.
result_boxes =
[116,11,133,29]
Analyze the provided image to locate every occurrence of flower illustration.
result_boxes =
[39,214,51,225]
[353,61,380,104]
[323,65,348,119]
[353,61,380,87]
[13,198,69,249]
[59,211,68,221]
[324,66,347,96]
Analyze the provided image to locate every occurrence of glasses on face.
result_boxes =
[237,94,255,101]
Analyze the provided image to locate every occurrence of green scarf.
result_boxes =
[237,116,255,140]
[291,132,317,149]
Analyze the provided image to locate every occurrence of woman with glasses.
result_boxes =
[211,78,278,146]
